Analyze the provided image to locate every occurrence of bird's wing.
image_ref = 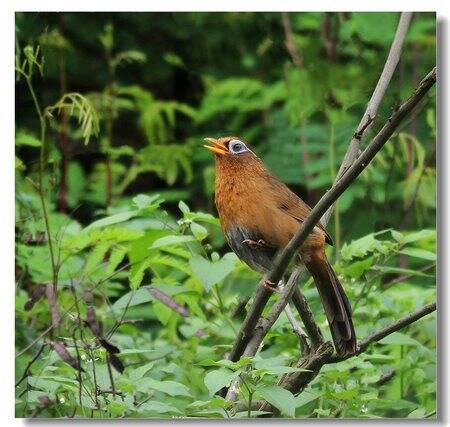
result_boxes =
[267,174,334,246]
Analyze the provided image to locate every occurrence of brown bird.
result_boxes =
[204,136,356,357]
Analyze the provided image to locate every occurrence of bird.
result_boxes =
[204,136,357,357]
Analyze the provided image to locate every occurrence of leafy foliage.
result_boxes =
[15,12,436,419]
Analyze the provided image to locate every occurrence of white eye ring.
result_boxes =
[229,139,248,154]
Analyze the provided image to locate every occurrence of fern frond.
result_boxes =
[46,93,100,145]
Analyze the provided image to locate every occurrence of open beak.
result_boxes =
[203,138,228,156]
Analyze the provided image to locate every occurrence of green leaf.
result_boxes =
[178,200,190,214]
[84,211,137,231]
[189,254,236,292]
[341,232,392,261]
[402,229,435,244]
[140,401,182,414]
[399,248,436,262]
[295,389,322,408]
[152,300,173,325]
[408,407,427,418]
[259,366,310,375]
[371,265,432,277]
[128,361,154,381]
[133,194,161,210]
[112,287,152,310]
[331,387,359,400]
[137,377,191,397]
[150,234,195,249]
[16,130,42,147]
[379,332,423,346]
[190,222,208,241]
[257,385,296,418]
[204,368,239,396]
[391,230,404,242]
[107,401,126,416]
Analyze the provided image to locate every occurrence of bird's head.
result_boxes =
[203,136,255,160]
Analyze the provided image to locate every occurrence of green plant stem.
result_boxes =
[25,75,58,292]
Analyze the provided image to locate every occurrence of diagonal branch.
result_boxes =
[227,66,436,367]
[322,11,412,224]
[227,12,415,365]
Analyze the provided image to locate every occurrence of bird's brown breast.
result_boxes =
[213,152,328,271]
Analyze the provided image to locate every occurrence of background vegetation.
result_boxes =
[15,12,436,418]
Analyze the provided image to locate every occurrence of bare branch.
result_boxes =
[291,288,324,350]
[281,12,302,67]
[279,283,309,354]
[227,12,414,366]
[322,12,413,224]
[226,67,436,367]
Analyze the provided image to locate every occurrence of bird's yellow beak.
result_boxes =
[203,138,228,156]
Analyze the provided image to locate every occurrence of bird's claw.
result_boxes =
[261,279,278,293]
[242,238,269,249]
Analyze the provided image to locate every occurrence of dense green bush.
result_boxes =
[15,12,436,418]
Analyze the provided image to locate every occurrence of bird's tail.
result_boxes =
[304,251,357,357]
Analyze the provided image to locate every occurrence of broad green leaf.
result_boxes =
[399,248,436,262]
[136,377,191,397]
[112,287,152,310]
[133,193,161,210]
[178,200,190,214]
[84,211,137,231]
[190,222,208,240]
[379,332,422,346]
[140,401,182,414]
[371,265,432,277]
[257,385,296,418]
[152,300,174,325]
[391,230,404,242]
[295,389,322,408]
[204,368,239,396]
[408,407,427,418]
[107,401,126,416]
[402,229,435,244]
[331,387,359,400]
[189,254,236,292]
[16,130,42,147]
[150,234,195,249]
[128,361,154,381]
[341,233,392,261]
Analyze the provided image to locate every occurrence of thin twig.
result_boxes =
[291,287,324,350]
[383,263,435,289]
[279,282,309,354]
[15,343,47,387]
[281,12,302,67]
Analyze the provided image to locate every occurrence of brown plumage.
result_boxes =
[204,136,356,357]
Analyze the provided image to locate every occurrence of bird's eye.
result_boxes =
[229,139,248,154]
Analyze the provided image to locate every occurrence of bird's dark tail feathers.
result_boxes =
[305,251,357,357]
